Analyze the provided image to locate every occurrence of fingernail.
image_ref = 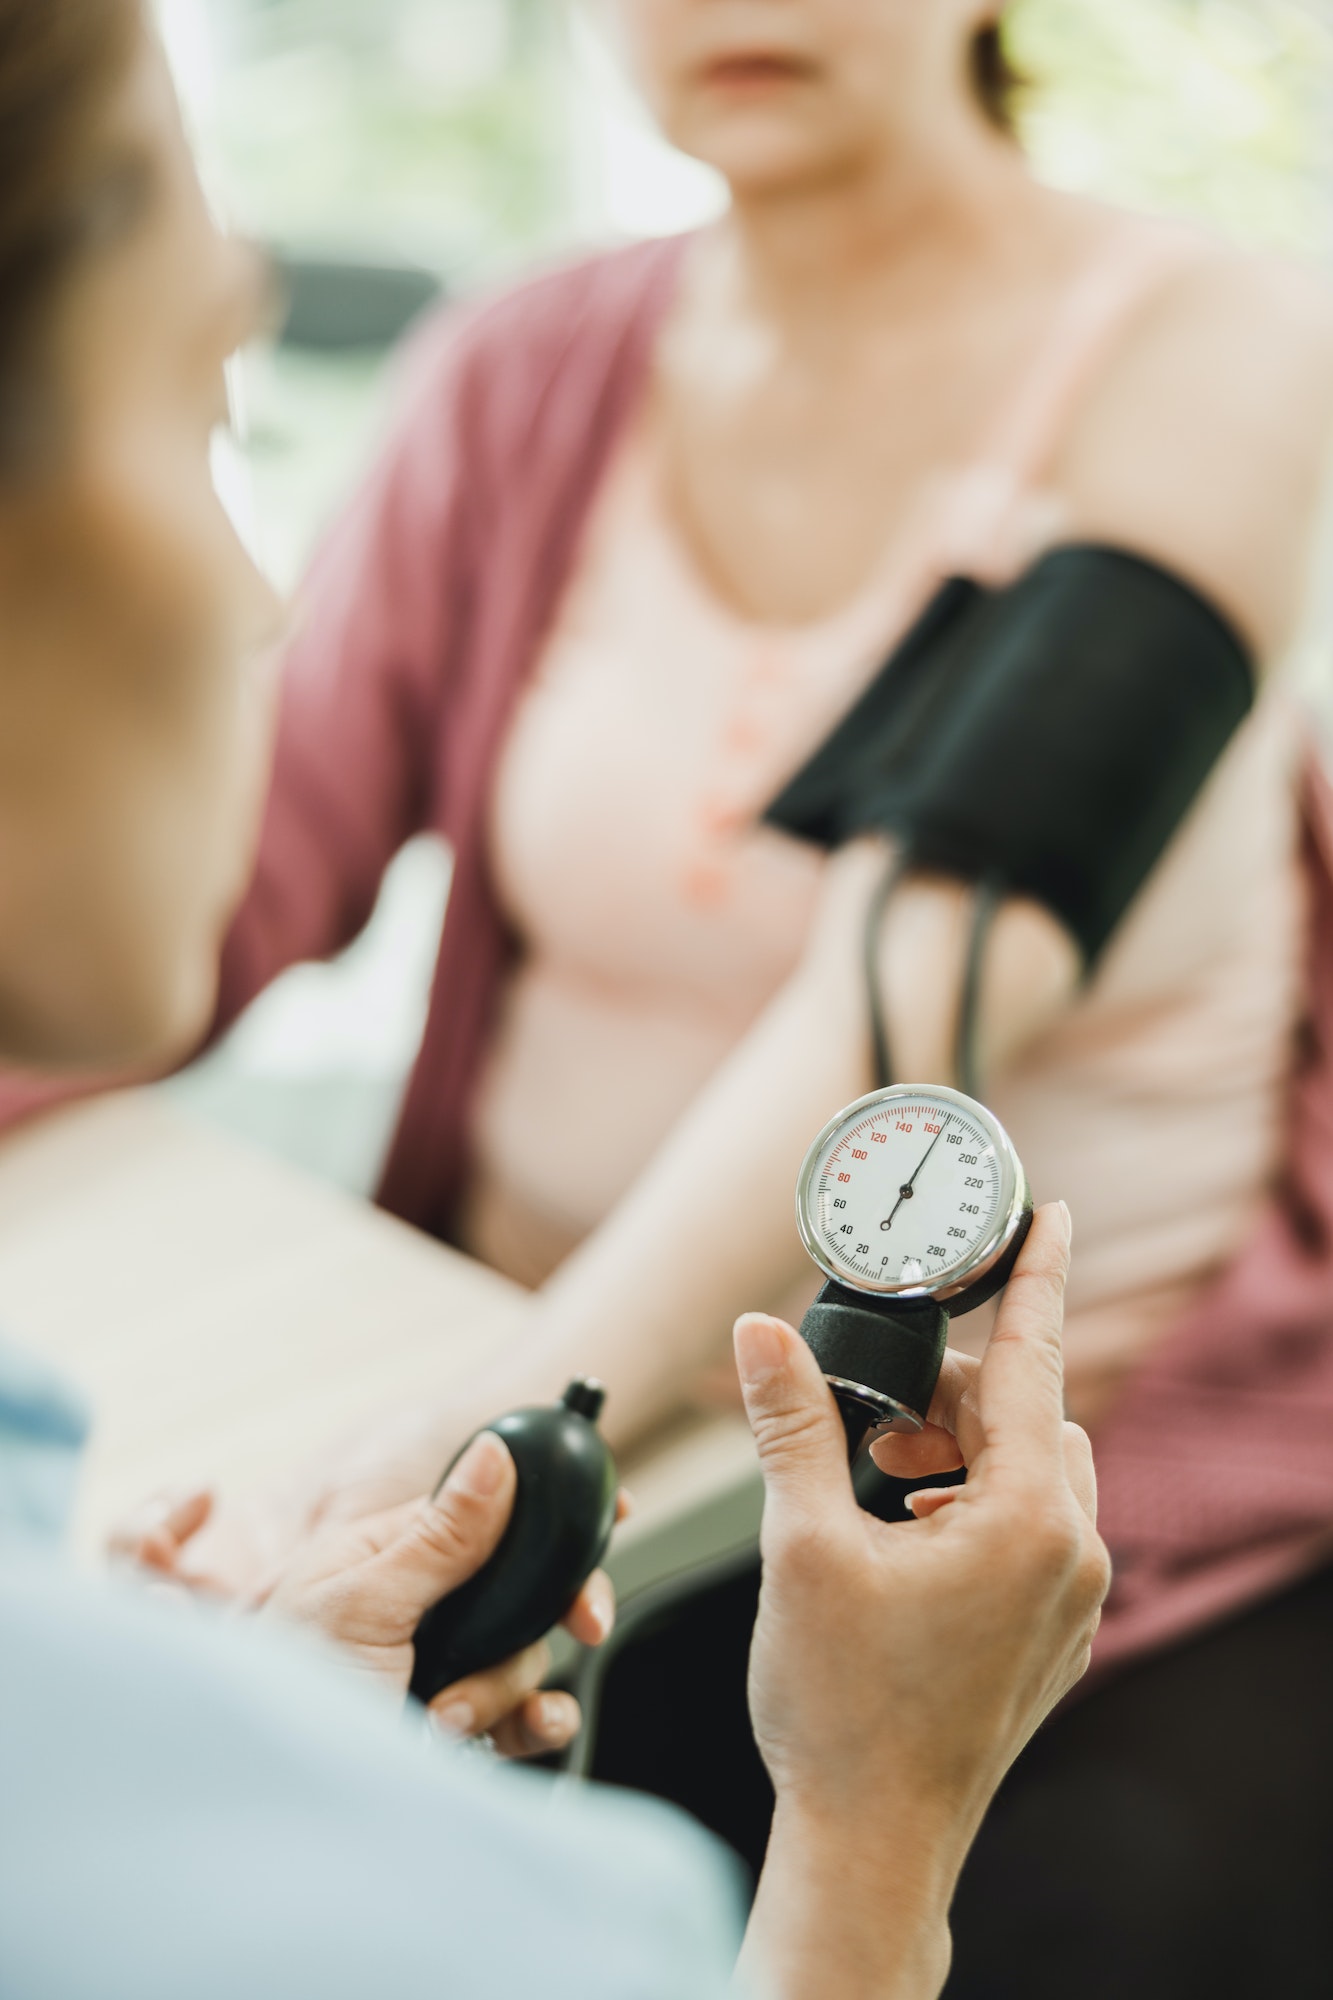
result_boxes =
[432,1700,475,1738]
[1056,1200,1072,1246]
[584,1575,614,1643]
[446,1431,509,1500]
[539,1693,574,1740]
[734,1314,789,1390]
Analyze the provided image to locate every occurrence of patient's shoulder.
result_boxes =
[400,235,687,405]
[371,235,687,498]
[1058,240,1333,662]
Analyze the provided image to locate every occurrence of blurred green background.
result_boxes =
[168,0,1333,567]
[157,0,1333,1194]
[169,0,1333,589]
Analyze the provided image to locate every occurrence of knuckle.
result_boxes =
[749,1395,832,1466]
[1060,1421,1096,1475]
[987,1317,1066,1393]
[1010,1249,1063,1297]
[531,1689,579,1743]
[499,1639,541,1685]
[1021,1500,1084,1583]
[1066,1640,1095,1691]
[523,1637,551,1686]
[409,1495,485,1569]
[452,1639,550,1724]
[1020,1212,1071,1278]
[497,1640,549,1703]
[1078,1535,1113,1611]
[1003,1254,1066,1319]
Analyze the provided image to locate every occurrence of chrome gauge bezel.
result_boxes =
[795,1083,1029,1306]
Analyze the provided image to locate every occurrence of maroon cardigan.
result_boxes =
[216,238,689,1238]
[5,235,1333,1673]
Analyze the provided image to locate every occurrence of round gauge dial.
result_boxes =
[796,1083,1028,1305]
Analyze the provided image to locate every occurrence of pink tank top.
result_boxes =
[464,227,1309,1422]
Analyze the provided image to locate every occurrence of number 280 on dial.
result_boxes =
[795,1083,1030,1307]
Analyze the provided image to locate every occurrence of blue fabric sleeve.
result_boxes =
[0,1555,747,2000]
[0,1338,89,1545]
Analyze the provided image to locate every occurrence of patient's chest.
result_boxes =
[485,440,897,1025]
[471,442,870,1267]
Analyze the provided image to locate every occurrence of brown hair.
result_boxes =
[0,0,139,470]
[970,18,1025,135]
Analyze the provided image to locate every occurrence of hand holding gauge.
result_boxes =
[795,1083,1032,1461]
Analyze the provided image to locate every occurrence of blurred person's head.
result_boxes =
[607,0,1021,199]
[0,0,276,1072]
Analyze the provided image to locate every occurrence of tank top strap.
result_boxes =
[936,223,1213,578]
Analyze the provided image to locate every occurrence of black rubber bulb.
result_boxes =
[409,1378,619,1707]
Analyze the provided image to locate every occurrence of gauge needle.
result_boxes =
[880,1120,949,1233]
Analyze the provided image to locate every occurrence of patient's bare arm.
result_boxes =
[150,840,1077,1581]
[390,844,1076,1462]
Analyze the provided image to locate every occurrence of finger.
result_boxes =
[905,1488,959,1520]
[867,1417,966,1480]
[490,1690,581,1761]
[922,1349,982,1444]
[734,1314,854,1519]
[160,1488,215,1546]
[615,1488,635,1524]
[181,1490,308,1606]
[107,1489,197,1565]
[867,1349,984,1477]
[561,1569,615,1648]
[972,1202,1072,1486]
[372,1433,516,1614]
[108,1488,215,1572]
[429,1639,550,1739]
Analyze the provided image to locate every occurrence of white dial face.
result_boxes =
[798,1087,1015,1296]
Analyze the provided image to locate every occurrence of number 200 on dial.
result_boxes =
[795,1083,1028,1305]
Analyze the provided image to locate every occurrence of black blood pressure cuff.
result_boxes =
[763,543,1255,967]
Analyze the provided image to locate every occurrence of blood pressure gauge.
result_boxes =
[795,1084,1032,1457]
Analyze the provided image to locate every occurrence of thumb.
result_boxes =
[369,1431,517,1619]
[734,1314,853,1520]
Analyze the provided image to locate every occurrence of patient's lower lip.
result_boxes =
[700,54,813,92]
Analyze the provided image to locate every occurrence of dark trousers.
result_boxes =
[944,1558,1333,1998]
[580,1544,1333,1996]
